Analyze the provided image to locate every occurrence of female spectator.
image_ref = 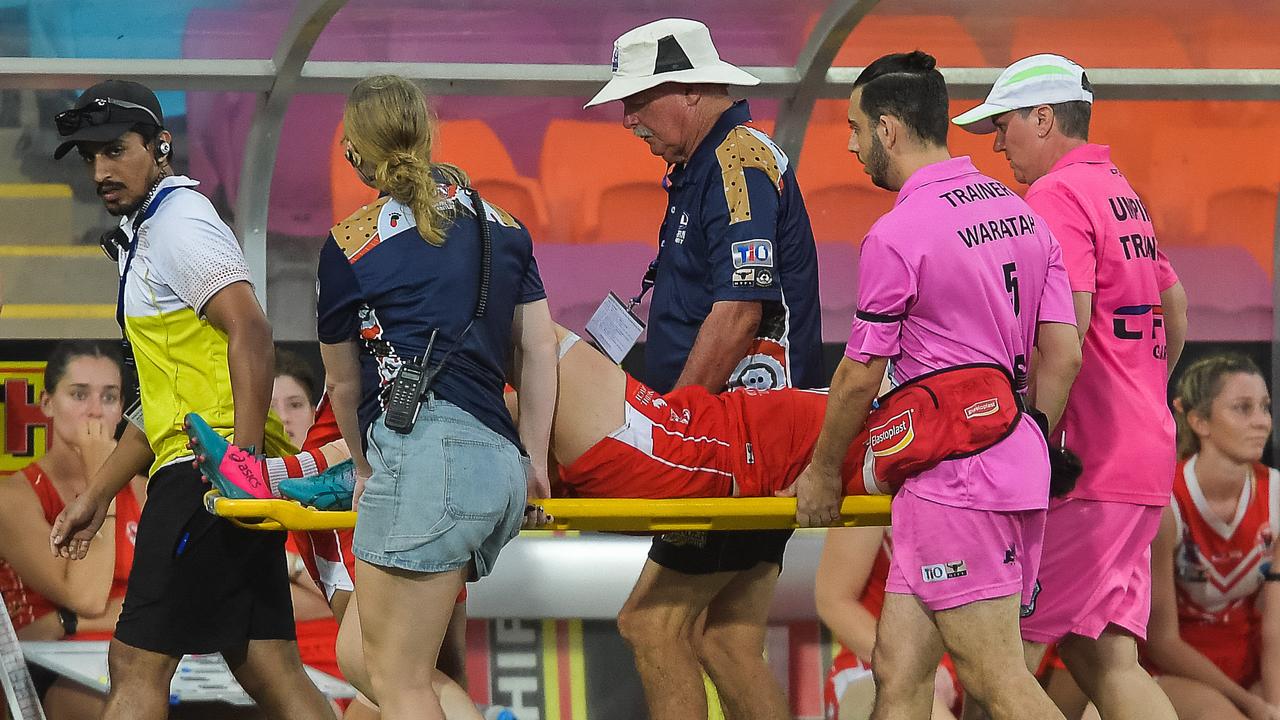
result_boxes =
[273,348,321,448]
[816,527,960,720]
[0,341,144,719]
[318,74,556,720]
[272,349,349,706]
[1144,354,1280,719]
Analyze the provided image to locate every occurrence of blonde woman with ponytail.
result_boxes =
[317,75,558,720]
[1144,354,1280,720]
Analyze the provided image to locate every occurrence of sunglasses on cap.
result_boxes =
[55,97,161,137]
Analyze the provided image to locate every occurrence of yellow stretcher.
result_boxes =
[204,491,892,532]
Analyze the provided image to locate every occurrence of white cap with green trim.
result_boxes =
[953,54,1093,134]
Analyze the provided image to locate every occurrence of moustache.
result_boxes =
[97,183,126,197]
[633,125,654,139]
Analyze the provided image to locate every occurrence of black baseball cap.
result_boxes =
[53,79,165,160]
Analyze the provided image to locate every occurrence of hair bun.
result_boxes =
[905,50,937,72]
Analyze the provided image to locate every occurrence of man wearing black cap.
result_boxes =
[48,80,335,720]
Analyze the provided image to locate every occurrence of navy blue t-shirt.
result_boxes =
[316,189,545,449]
[644,100,823,393]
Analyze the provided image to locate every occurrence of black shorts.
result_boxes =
[114,463,295,656]
[648,529,793,575]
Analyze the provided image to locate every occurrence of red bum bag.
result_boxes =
[848,364,1025,495]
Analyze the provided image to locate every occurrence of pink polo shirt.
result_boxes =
[1025,143,1179,507]
[846,156,1076,511]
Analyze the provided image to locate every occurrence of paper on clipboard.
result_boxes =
[585,292,645,365]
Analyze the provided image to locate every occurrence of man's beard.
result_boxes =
[866,133,893,191]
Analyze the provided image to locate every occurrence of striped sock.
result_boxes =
[264,450,331,498]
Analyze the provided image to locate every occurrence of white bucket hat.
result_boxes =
[585,18,760,108]
[953,54,1094,134]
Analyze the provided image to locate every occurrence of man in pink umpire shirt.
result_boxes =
[955,53,1189,720]
[787,51,1080,720]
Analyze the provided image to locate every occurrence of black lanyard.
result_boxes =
[116,185,178,409]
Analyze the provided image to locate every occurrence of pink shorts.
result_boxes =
[1019,498,1162,643]
[886,489,1045,611]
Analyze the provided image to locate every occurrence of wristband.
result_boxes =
[1264,571,1280,582]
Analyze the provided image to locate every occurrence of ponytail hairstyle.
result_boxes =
[343,75,451,246]
[1173,353,1264,459]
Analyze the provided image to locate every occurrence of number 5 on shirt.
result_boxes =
[1002,262,1020,316]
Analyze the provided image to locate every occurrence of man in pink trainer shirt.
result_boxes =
[956,53,1189,720]
[787,51,1080,720]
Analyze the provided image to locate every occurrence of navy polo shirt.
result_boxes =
[316,189,545,449]
[644,100,823,393]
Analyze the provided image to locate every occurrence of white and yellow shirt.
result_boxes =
[118,175,292,473]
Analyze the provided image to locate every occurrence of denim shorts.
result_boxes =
[353,395,528,577]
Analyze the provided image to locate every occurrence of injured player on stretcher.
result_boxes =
[185,322,1078,514]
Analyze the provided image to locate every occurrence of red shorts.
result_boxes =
[560,366,1022,501]
[1020,498,1162,643]
[824,648,962,719]
[886,488,1045,612]
[560,378,741,499]
[560,378,847,499]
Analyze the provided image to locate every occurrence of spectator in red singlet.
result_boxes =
[1144,355,1280,720]
[0,341,145,718]
[817,528,961,720]
[271,352,349,714]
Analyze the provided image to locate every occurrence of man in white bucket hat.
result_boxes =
[587,18,823,720]
[956,54,1187,720]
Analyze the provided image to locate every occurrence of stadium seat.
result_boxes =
[434,120,551,240]
[1143,108,1280,243]
[0,184,72,245]
[1009,17,1190,67]
[805,15,985,126]
[834,15,986,68]
[1194,13,1280,69]
[796,123,894,244]
[540,120,669,244]
[1201,186,1277,276]
[328,120,550,240]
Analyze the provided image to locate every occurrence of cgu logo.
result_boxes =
[964,398,999,419]
[869,409,915,457]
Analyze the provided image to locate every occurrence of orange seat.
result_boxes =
[807,15,986,126]
[328,119,550,239]
[433,120,550,239]
[1008,17,1190,67]
[795,123,894,244]
[540,120,669,244]
[1201,187,1277,276]
[835,15,986,68]
[1194,13,1280,69]
[1144,108,1280,242]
